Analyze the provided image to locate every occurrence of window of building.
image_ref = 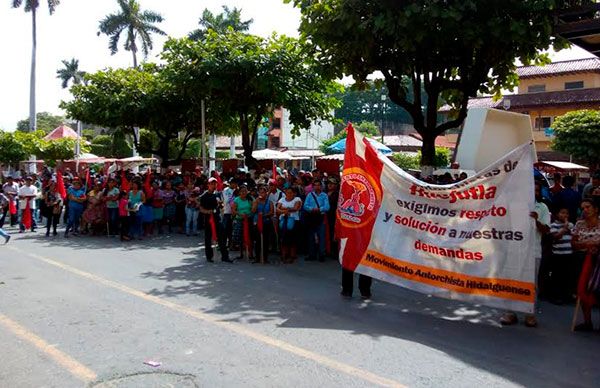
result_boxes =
[534,116,553,130]
[272,118,281,129]
[527,84,546,93]
[564,81,584,90]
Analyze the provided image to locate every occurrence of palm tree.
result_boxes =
[98,0,166,68]
[189,6,253,41]
[11,0,61,132]
[56,58,86,89]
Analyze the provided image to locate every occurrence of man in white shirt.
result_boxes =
[2,176,19,226]
[267,179,284,252]
[221,179,238,247]
[18,176,38,232]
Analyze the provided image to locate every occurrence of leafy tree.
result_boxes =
[16,112,65,133]
[162,31,340,168]
[287,0,574,170]
[391,153,420,171]
[552,110,600,168]
[0,131,29,166]
[56,58,86,88]
[97,0,166,68]
[189,5,253,41]
[320,121,379,154]
[61,64,223,167]
[90,134,112,157]
[38,137,88,167]
[335,82,414,126]
[11,0,61,131]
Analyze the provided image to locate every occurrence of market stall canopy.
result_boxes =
[318,154,344,161]
[118,156,158,170]
[327,137,393,155]
[44,125,80,141]
[252,149,292,160]
[535,160,589,173]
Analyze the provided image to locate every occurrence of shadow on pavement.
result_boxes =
[140,255,600,388]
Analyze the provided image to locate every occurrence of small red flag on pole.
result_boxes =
[243,216,252,250]
[121,170,130,192]
[8,198,16,215]
[257,212,263,234]
[144,168,153,196]
[214,171,224,191]
[84,168,91,191]
[22,200,32,230]
[56,171,67,200]
[272,161,278,179]
[209,213,218,242]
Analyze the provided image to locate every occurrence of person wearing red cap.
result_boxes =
[199,177,232,263]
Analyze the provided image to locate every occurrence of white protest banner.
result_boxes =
[336,124,536,313]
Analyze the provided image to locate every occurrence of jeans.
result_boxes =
[107,208,119,235]
[66,206,83,234]
[129,213,143,238]
[185,207,199,235]
[308,221,326,259]
[0,228,9,239]
[19,208,37,231]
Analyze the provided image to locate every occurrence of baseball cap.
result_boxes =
[208,177,218,183]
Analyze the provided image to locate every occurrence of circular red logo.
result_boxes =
[337,167,381,228]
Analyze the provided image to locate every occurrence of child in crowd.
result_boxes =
[548,207,575,304]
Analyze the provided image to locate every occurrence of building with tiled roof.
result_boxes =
[440,57,600,161]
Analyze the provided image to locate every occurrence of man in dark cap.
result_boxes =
[199,177,232,263]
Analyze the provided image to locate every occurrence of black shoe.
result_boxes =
[53,230,57,236]
[45,232,50,237]
[574,322,594,332]
[207,258,214,263]
[306,256,317,261]
[340,291,352,298]
[4,236,10,244]
[222,258,234,263]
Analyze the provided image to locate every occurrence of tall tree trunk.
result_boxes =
[29,7,37,132]
[240,114,258,170]
[132,47,138,68]
[420,131,436,177]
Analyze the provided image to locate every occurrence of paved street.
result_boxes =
[0,227,599,388]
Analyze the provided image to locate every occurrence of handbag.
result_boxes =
[305,192,324,228]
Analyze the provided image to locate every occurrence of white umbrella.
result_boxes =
[252,149,292,160]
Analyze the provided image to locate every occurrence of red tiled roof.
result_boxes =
[44,125,79,141]
[439,87,600,112]
[516,57,600,79]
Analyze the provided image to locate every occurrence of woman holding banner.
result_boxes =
[572,198,600,332]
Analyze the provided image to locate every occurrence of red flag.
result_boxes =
[243,216,252,249]
[8,198,16,215]
[272,161,278,178]
[257,212,263,234]
[22,200,32,230]
[56,171,67,200]
[209,213,218,242]
[336,123,384,271]
[144,168,153,196]
[84,168,91,191]
[577,253,597,308]
[214,171,224,191]
[120,170,130,192]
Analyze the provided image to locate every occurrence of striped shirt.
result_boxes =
[550,221,574,255]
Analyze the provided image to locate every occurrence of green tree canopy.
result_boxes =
[188,5,253,41]
[552,110,600,168]
[0,130,87,167]
[162,31,340,167]
[320,121,379,154]
[0,131,30,166]
[287,0,574,169]
[97,0,166,67]
[16,112,65,133]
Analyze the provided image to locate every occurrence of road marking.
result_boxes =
[7,246,405,388]
[0,312,97,382]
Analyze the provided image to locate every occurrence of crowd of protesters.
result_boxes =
[2,167,600,328]
[0,166,341,266]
